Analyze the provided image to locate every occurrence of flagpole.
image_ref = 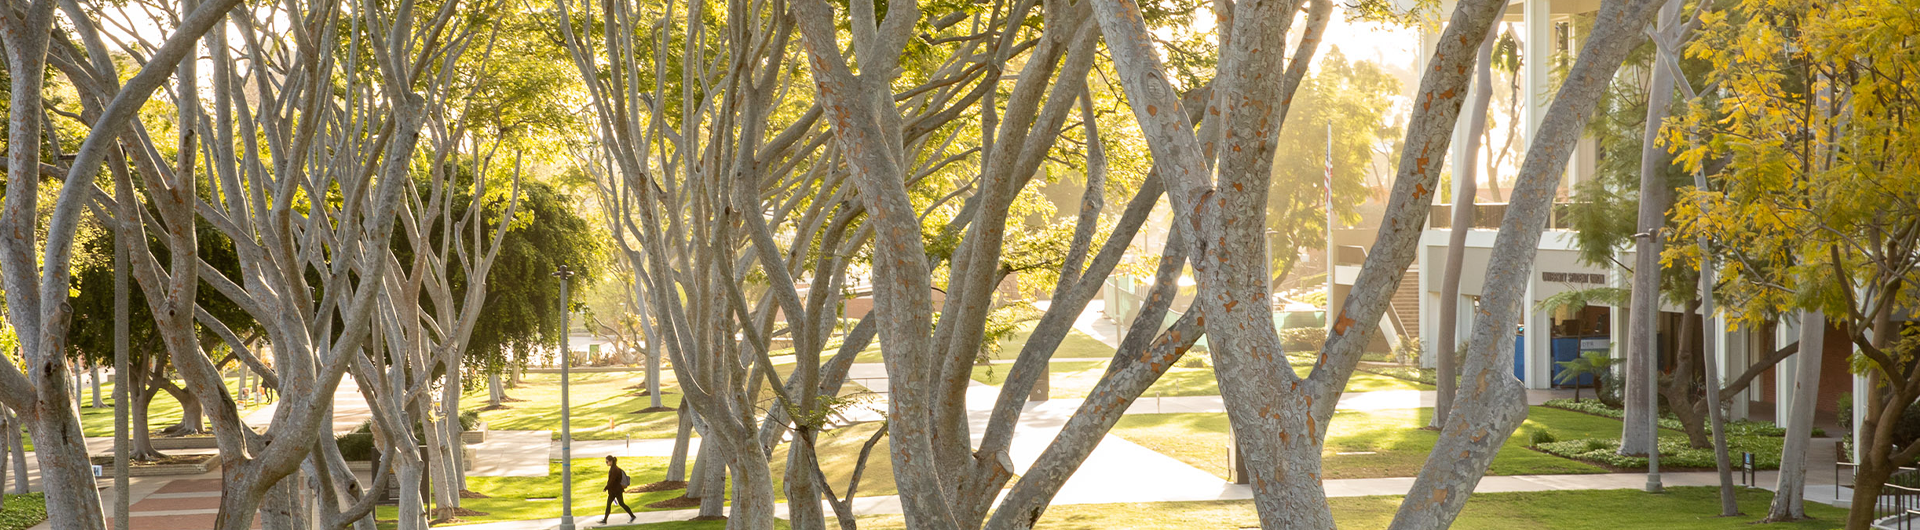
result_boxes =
[1325,120,1335,327]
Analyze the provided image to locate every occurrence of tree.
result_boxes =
[1091,0,1669,526]
[1553,350,1614,402]
[67,212,260,459]
[1264,48,1402,289]
[0,0,245,525]
[1434,14,1506,429]
[1670,0,1920,525]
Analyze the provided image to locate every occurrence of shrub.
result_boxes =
[1177,354,1211,369]
[0,493,47,530]
[1280,311,1323,329]
[336,433,379,462]
[1837,392,1852,433]
[1542,398,1817,437]
[459,410,483,431]
[1529,430,1558,446]
[1391,335,1423,366]
[1279,327,1328,352]
[1535,436,1785,470]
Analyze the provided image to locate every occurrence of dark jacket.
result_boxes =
[606,466,628,493]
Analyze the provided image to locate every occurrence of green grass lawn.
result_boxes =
[1109,406,1622,479]
[465,372,687,440]
[76,378,267,438]
[842,487,1846,529]
[771,422,899,498]
[407,422,898,527]
[0,493,47,530]
[836,323,1118,366]
[469,369,876,441]
[376,457,685,525]
[967,359,1429,399]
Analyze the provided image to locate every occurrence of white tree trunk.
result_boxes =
[1388,0,1671,525]
[1766,309,1825,521]
[1434,17,1504,428]
[1620,0,1683,455]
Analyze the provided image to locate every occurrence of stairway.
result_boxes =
[1387,270,1421,342]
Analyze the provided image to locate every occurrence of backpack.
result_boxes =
[619,470,632,489]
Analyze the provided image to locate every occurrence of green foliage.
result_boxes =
[1265,49,1402,283]
[1391,335,1423,365]
[1535,436,1784,470]
[1551,350,1614,395]
[66,213,259,367]
[1278,327,1328,353]
[0,493,47,530]
[460,181,604,374]
[1542,398,1815,437]
[1668,0,1920,328]
[1837,392,1852,433]
[977,303,1044,363]
[335,432,378,462]
[1529,429,1558,446]
[1533,288,1629,317]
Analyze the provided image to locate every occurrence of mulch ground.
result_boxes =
[644,495,701,509]
[630,480,687,493]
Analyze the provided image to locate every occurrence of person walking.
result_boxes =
[602,455,636,524]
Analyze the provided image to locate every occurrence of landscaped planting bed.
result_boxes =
[1542,398,1820,437]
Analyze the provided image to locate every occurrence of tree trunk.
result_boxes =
[92,364,104,408]
[1434,16,1503,429]
[785,432,828,530]
[1387,0,1671,525]
[488,373,504,408]
[159,381,207,435]
[695,448,726,518]
[0,412,8,506]
[131,381,166,461]
[6,407,24,494]
[1847,308,1905,530]
[23,398,106,530]
[1764,309,1824,522]
[1620,0,1683,454]
[1664,300,1711,448]
[669,400,693,482]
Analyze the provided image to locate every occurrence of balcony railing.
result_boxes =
[1429,202,1579,230]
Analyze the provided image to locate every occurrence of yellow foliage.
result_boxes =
[1666,0,1920,329]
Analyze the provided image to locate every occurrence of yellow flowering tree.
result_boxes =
[1669,0,1920,526]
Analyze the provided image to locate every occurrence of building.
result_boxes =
[1376,0,1857,432]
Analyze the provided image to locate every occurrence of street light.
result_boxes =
[554,265,578,530]
[1630,231,1664,493]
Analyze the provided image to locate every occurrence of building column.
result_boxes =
[1775,317,1800,422]
[1522,271,1551,389]
[1419,236,1439,368]
[1523,0,1552,141]
[1724,324,1750,420]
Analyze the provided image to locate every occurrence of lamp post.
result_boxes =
[555,265,577,530]
[1630,231,1664,493]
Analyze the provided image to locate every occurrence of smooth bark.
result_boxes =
[1434,15,1504,428]
[1387,0,1670,525]
[1765,310,1825,522]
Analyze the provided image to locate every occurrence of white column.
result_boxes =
[1419,238,1439,368]
[1723,317,1751,420]
[1775,318,1800,422]
[1521,272,1542,389]
[1523,0,1552,140]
